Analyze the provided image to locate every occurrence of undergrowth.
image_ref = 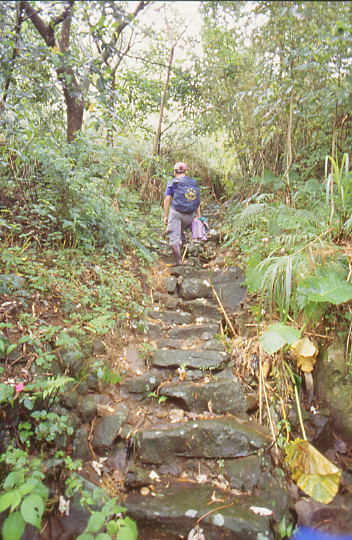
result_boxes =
[0,134,164,538]
[222,167,352,336]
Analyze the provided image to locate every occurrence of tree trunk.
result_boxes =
[282,89,294,207]
[329,101,338,225]
[59,7,84,142]
[1,1,25,107]
[65,93,85,143]
[24,1,82,142]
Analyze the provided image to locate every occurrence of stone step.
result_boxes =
[168,322,219,340]
[169,265,201,279]
[202,268,247,314]
[154,337,225,352]
[178,277,212,300]
[158,377,249,414]
[151,349,228,371]
[135,416,271,463]
[149,309,193,325]
[124,481,275,540]
[152,290,180,309]
[180,298,222,322]
[121,373,162,396]
[146,323,220,344]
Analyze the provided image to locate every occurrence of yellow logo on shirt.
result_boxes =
[185,188,197,201]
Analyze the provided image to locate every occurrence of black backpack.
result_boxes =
[171,176,201,214]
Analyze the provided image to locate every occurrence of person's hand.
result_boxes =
[164,216,168,225]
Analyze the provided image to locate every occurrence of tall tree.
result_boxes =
[23,0,148,142]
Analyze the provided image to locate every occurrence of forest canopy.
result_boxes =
[1,1,351,196]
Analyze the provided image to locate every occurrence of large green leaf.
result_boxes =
[116,526,138,540]
[0,491,21,513]
[20,494,44,528]
[2,511,26,540]
[285,438,341,504]
[85,511,105,533]
[259,323,301,355]
[245,253,264,294]
[298,271,352,304]
[0,383,14,406]
[76,534,94,540]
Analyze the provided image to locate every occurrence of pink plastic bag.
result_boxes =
[191,219,207,241]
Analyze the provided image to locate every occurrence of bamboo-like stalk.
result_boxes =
[259,349,263,425]
[284,361,307,440]
[209,281,237,337]
[260,347,279,457]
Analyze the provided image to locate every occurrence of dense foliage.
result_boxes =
[1,1,352,538]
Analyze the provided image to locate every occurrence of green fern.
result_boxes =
[276,232,313,249]
[25,376,73,401]
[245,236,343,324]
[223,202,270,247]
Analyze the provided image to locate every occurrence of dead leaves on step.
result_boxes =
[285,438,341,504]
[188,524,205,540]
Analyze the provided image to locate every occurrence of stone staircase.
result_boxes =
[111,203,290,539]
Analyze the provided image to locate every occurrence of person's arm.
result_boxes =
[164,195,172,225]
[196,204,201,218]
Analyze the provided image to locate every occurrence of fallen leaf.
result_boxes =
[296,355,317,372]
[210,490,225,503]
[91,461,103,476]
[290,337,318,373]
[96,404,115,415]
[177,365,186,381]
[59,496,70,516]
[188,525,205,540]
[250,506,273,516]
[169,409,184,423]
[285,438,341,504]
[195,474,208,484]
[149,471,160,482]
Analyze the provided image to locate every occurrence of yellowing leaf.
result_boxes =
[88,103,94,112]
[290,337,318,373]
[291,336,318,357]
[296,355,317,372]
[51,45,60,54]
[285,438,341,504]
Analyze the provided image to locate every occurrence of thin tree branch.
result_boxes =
[23,1,73,48]
[101,1,149,64]
[2,1,25,104]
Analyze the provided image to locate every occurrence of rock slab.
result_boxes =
[124,481,274,540]
[151,349,227,371]
[159,377,248,414]
[136,417,271,463]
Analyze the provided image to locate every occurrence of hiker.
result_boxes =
[164,162,201,265]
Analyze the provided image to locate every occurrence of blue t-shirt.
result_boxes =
[164,177,177,197]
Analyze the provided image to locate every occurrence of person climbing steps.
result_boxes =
[163,161,201,266]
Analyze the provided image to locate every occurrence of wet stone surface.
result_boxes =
[151,348,228,371]
[124,481,275,540]
[135,417,271,463]
[158,377,249,414]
